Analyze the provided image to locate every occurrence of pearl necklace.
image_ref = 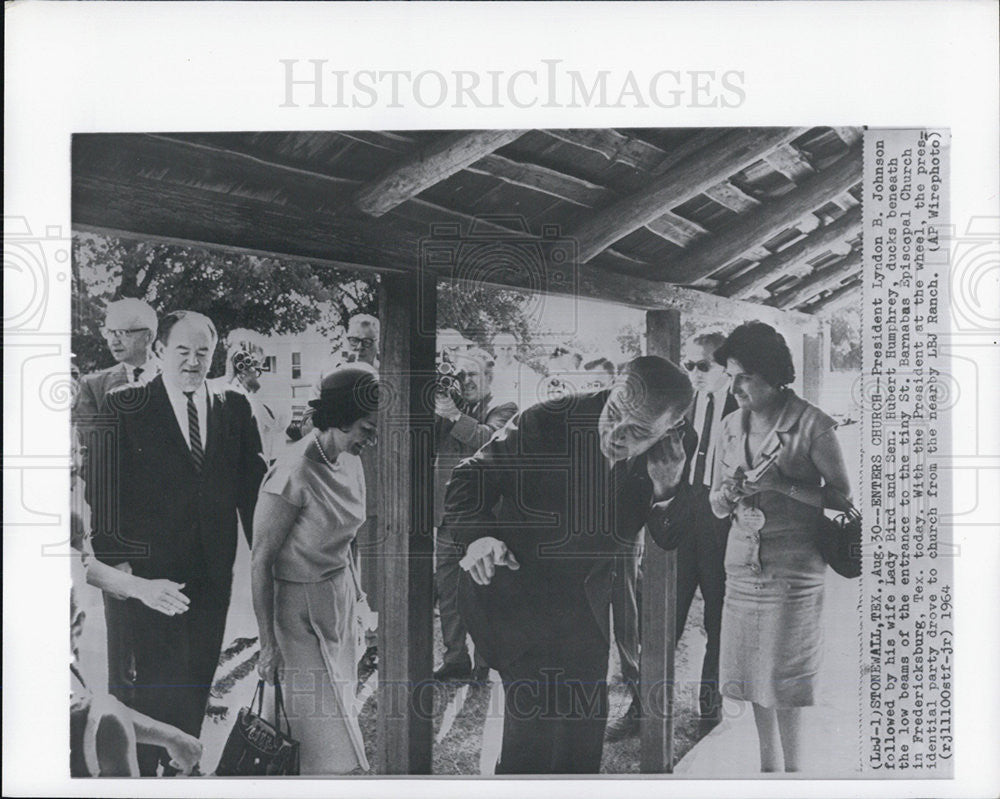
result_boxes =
[313,430,338,468]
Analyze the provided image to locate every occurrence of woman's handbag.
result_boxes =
[819,504,863,579]
[215,679,300,776]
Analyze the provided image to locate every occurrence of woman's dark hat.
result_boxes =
[307,363,379,412]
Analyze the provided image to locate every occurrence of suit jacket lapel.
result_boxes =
[204,386,225,465]
[147,376,195,468]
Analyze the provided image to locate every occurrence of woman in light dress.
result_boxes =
[710,322,852,772]
[252,364,378,774]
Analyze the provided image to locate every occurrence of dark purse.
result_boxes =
[215,679,300,776]
[818,504,863,578]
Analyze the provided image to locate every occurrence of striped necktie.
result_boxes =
[184,391,204,472]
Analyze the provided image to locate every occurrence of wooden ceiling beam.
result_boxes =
[644,212,709,248]
[767,249,863,308]
[763,143,815,181]
[72,170,408,269]
[146,134,363,188]
[568,128,806,263]
[720,204,863,298]
[541,128,665,170]
[704,181,761,213]
[73,166,816,330]
[354,130,526,217]
[465,153,609,207]
[803,277,862,314]
[662,149,862,284]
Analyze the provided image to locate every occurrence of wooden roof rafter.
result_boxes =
[719,205,863,298]
[354,129,526,217]
[660,148,862,285]
[567,128,807,263]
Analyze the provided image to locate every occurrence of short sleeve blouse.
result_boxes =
[261,437,366,582]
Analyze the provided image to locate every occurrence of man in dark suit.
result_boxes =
[440,356,693,773]
[433,347,518,681]
[675,330,738,724]
[90,310,265,776]
[74,298,159,704]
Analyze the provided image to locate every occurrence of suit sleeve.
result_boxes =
[646,482,698,551]
[644,420,699,551]
[73,375,101,422]
[445,401,519,451]
[236,394,266,547]
[439,407,531,549]
[87,388,134,567]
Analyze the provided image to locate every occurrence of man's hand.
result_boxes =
[131,578,190,616]
[163,729,203,775]
[435,393,462,422]
[645,429,687,500]
[459,537,520,586]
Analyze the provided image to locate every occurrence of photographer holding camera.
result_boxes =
[433,346,518,682]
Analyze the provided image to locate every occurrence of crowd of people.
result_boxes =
[70,297,853,776]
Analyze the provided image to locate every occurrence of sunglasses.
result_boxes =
[683,360,713,373]
[347,336,375,349]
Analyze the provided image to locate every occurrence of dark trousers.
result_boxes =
[435,530,486,669]
[128,585,230,776]
[611,540,642,705]
[674,484,728,707]
[104,595,135,703]
[495,612,609,774]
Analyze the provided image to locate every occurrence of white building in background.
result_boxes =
[252,325,343,428]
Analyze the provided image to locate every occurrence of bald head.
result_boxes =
[598,355,692,462]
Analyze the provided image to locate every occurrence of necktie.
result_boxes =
[692,392,714,487]
[184,391,204,472]
[132,366,144,383]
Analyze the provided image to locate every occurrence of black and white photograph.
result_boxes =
[68,126,870,777]
[4,2,998,797]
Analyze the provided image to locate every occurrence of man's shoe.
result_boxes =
[433,660,473,681]
[604,701,640,741]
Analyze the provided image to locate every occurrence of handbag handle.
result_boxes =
[251,678,293,737]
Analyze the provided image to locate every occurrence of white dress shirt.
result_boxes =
[119,359,159,385]
[163,379,209,451]
[690,384,730,487]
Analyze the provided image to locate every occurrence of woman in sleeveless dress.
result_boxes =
[252,365,378,774]
[709,322,852,772]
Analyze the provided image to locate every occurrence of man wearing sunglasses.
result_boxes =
[677,330,738,726]
[441,356,693,773]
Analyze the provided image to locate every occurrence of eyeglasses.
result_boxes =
[683,360,713,373]
[347,337,375,349]
[102,327,149,340]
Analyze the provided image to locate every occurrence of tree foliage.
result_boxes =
[73,232,546,374]
[829,305,862,371]
[72,233,376,374]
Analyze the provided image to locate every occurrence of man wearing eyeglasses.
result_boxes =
[442,356,693,772]
[677,330,738,726]
[75,298,159,420]
[73,298,159,706]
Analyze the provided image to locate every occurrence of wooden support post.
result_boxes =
[640,309,682,774]
[802,329,824,406]
[376,271,437,774]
